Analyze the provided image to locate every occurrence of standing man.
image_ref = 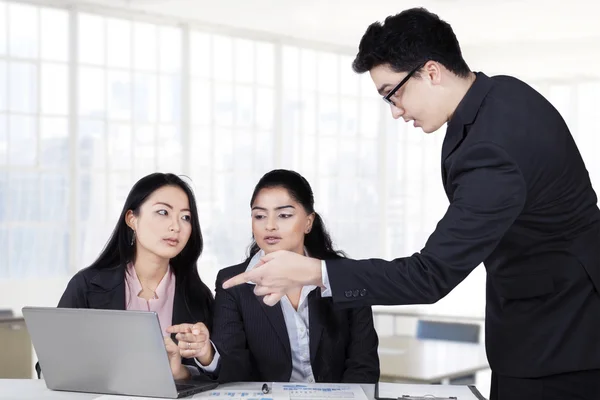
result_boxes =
[224,8,600,399]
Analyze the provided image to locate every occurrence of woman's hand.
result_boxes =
[166,322,215,366]
[164,336,191,380]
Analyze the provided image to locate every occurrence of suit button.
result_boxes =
[360,289,367,297]
[345,290,353,298]
[353,289,359,297]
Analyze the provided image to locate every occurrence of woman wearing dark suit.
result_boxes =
[48,173,214,380]
[175,169,379,383]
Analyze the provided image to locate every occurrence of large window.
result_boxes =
[0,2,70,278]
[1,1,599,318]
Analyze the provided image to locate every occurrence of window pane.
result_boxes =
[300,49,316,92]
[9,115,37,166]
[134,125,155,173]
[214,84,233,127]
[9,3,38,59]
[157,125,182,172]
[0,227,6,278]
[79,67,105,117]
[190,32,211,78]
[41,63,68,115]
[108,124,131,170]
[282,46,299,90]
[360,98,380,138]
[41,8,68,62]
[256,42,274,86]
[0,61,5,111]
[107,18,131,69]
[317,52,338,95]
[301,91,316,134]
[319,137,337,174]
[9,171,39,222]
[37,227,69,276]
[40,172,68,222]
[79,119,105,169]
[339,139,358,177]
[0,3,6,55]
[190,126,212,172]
[235,39,254,83]
[214,128,233,171]
[340,55,359,96]
[191,79,211,125]
[340,98,358,137]
[159,75,181,123]
[134,22,157,71]
[78,13,105,65]
[134,73,157,123]
[301,135,316,173]
[235,85,254,128]
[359,139,378,176]
[40,117,69,168]
[11,227,38,277]
[317,94,338,136]
[256,88,273,130]
[9,62,37,113]
[159,26,181,73]
[79,172,107,221]
[107,70,132,120]
[233,129,253,172]
[0,171,7,222]
[0,114,6,165]
[213,35,232,82]
[255,130,274,173]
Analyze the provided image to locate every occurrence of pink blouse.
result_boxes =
[124,263,175,337]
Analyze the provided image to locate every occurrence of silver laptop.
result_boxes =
[22,307,218,398]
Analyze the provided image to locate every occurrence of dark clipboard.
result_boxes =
[374,381,486,400]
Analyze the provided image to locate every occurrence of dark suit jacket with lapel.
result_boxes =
[212,262,380,384]
[55,264,211,372]
[325,72,600,378]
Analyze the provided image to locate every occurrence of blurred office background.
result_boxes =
[1,0,599,396]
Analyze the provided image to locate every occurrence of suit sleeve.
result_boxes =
[211,272,258,383]
[57,272,88,308]
[327,142,527,307]
[341,306,380,383]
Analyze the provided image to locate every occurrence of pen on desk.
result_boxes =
[262,383,270,394]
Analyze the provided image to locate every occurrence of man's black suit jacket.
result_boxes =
[326,72,600,378]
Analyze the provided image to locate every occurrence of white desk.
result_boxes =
[0,380,485,400]
[378,336,489,383]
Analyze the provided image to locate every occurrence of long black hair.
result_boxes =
[247,169,346,261]
[88,172,214,330]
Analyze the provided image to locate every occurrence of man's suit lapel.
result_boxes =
[441,72,494,188]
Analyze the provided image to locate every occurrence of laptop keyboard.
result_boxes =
[176,383,197,392]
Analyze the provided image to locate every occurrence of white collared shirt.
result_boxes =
[196,249,319,383]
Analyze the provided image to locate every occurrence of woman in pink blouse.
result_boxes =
[45,173,214,381]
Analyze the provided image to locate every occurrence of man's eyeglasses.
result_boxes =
[382,63,425,107]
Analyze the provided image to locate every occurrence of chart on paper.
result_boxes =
[96,393,281,400]
[273,383,369,400]
[194,389,285,400]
